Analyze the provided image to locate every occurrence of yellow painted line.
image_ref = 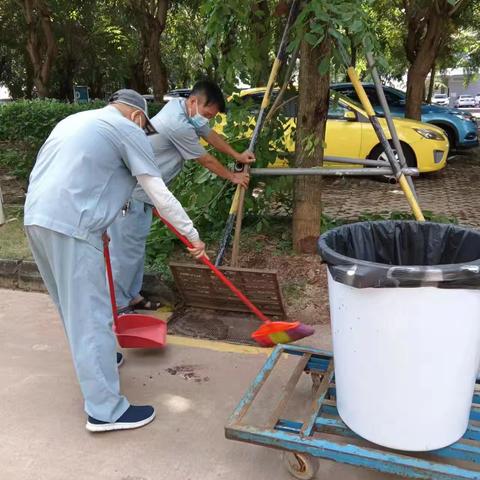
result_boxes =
[152,310,173,323]
[167,334,272,356]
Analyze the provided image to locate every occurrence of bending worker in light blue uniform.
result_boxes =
[109,80,254,311]
[24,89,207,432]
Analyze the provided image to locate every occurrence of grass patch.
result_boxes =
[0,206,32,259]
[282,280,308,305]
[356,210,458,224]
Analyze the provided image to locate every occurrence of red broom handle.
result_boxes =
[103,237,119,328]
[154,210,271,324]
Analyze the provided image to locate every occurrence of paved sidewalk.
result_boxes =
[323,151,480,227]
[1,289,396,480]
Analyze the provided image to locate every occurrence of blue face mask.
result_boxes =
[188,101,209,129]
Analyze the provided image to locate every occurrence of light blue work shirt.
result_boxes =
[24,105,161,250]
[132,98,212,204]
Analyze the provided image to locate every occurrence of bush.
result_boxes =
[0,100,102,180]
[0,99,165,180]
[0,100,104,143]
[0,142,34,180]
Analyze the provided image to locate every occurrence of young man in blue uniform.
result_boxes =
[24,90,206,432]
[109,80,255,311]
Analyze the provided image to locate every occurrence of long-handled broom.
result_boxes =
[215,0,300,267]
[154,210,314,347]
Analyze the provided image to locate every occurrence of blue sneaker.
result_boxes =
[116,352,124,368]
[86,405,155,432]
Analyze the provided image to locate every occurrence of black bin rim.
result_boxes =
[318,220,480,289]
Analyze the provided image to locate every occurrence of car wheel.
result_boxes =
[366,142,415,183]
[443,127,456,150]
[370,141,416,168]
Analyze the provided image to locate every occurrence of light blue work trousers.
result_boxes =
[25,225,130,422]
[108,199,153,308]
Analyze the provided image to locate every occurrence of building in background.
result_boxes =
[429,69,480,108]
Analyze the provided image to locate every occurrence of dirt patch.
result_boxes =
[168,235,330,329]
[237,242,329,325]
[0,167,26,205]
[165,364,209,383]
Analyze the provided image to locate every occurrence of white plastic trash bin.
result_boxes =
[318,221,480,451]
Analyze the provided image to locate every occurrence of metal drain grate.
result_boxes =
[169,262,287,318]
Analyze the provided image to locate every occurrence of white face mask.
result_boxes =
[188,100,209,129]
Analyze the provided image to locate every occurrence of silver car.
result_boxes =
[455,95,476,108]
[431,93,449,106]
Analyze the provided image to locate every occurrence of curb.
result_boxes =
[0,258,176,304]
[0,258,46,292]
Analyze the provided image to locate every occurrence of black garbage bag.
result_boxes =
[318,221,480,289]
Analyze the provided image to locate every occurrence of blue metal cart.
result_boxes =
[225,344,480,479]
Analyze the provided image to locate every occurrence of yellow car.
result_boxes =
[218,88,448,173]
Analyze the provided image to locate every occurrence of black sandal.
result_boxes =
[117,305,135,314]
[130,298,163,310]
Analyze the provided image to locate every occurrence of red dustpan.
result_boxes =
[103,237,167,349]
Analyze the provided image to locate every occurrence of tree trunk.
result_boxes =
[24,50,34,98]
[88,67,104,100]
[218,21,237,88]
[129,0,170,100]
[426,63,436,103]
[292,38,331,253]
[250,0,271,86]
[405,47,439,119]
[147,30,168,100]
[404,6,445,120]
[126,58,149,94]
[56,55,76,101]
[20,0,57,98]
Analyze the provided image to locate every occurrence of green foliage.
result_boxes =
[145,96,293,270]
[148,103,166,117]
[0,143,34,181]
[0,0,144,100]
[290,0,378,74]
[2,0,479,102]
[0,100,107,180]
[368,0,480,85]
[145,205,459,275]
[0,1,29,98]
[162,1,212,88]
[202,0,279,90]
[0,99,165,181]
[0,100,105,143]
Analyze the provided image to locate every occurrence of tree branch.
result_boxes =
[449,0,467,16]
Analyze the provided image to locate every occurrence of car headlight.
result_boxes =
[414,128,445,140]
[454,113,471,121]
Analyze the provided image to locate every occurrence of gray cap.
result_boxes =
[108,89,157,135]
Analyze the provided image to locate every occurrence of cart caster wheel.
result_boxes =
[282,451,320,480]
